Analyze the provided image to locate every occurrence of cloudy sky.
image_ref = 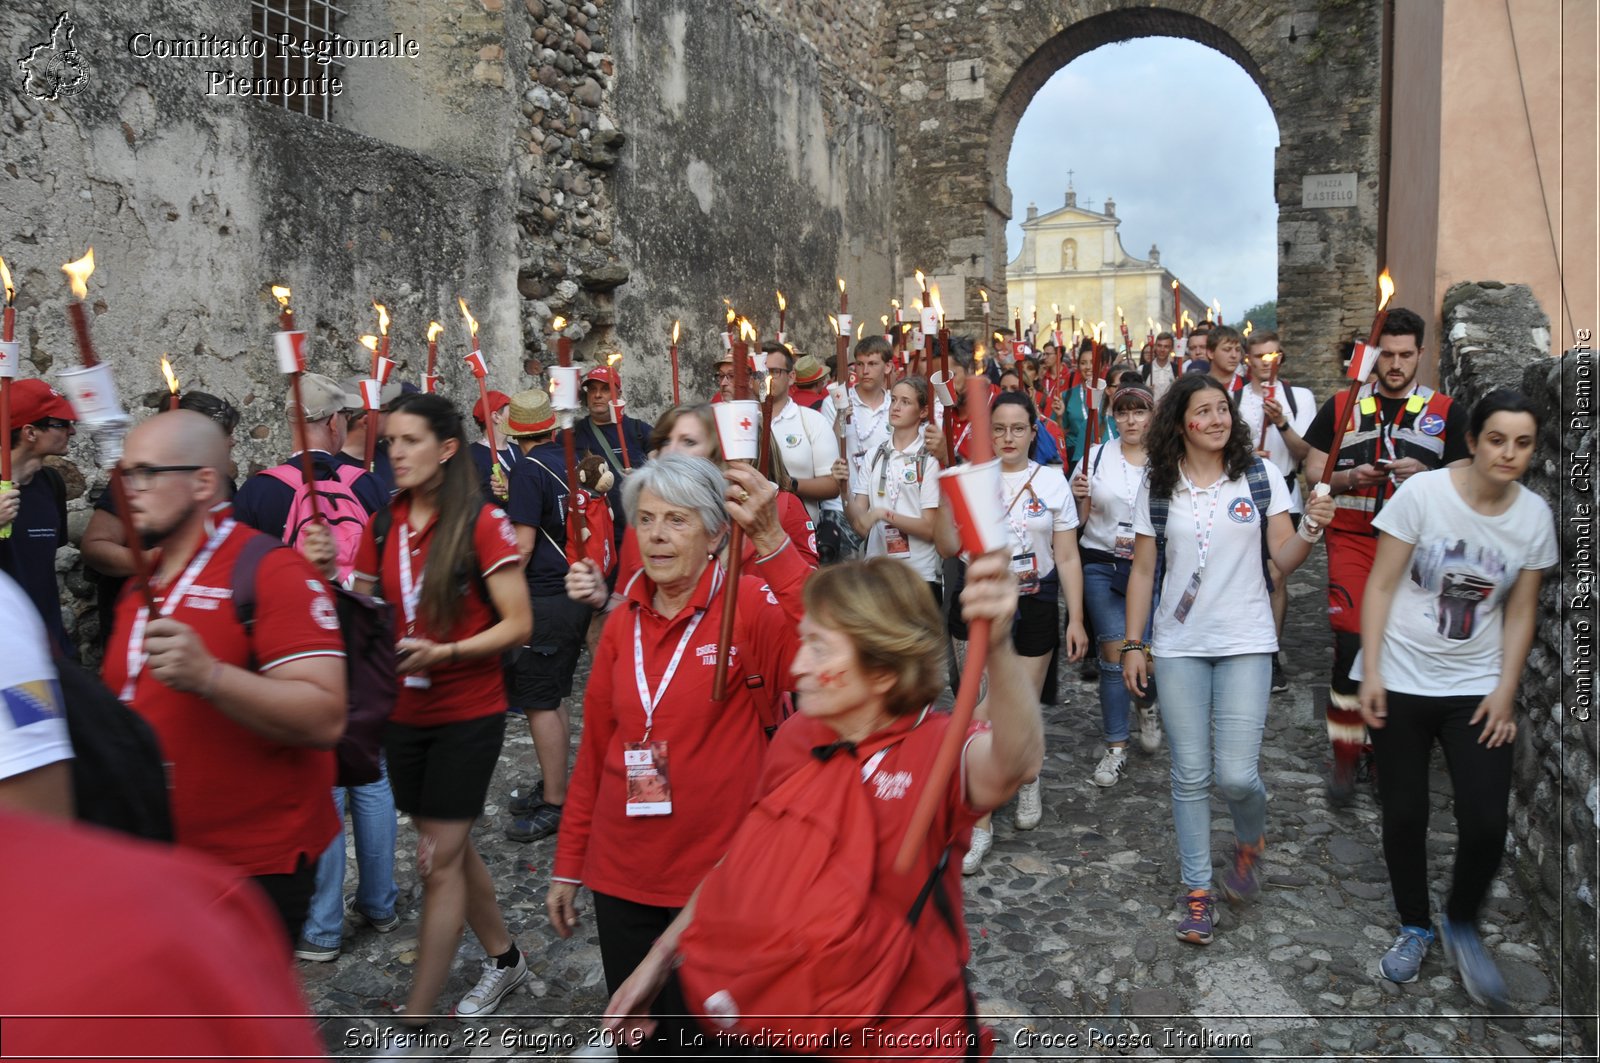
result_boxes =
[1006,38,1279,321]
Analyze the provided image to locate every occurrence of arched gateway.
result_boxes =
[886,0,1383,388]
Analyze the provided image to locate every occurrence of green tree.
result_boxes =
[1239,300,1277,332]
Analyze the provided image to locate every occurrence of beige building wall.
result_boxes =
[1386,0,1594,375]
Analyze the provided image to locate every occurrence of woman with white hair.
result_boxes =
[551,454,810,1053]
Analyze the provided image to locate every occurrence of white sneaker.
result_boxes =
[961,826,993,875]
[1137,701,1162,753]
[455,952,528,1017]
[1014,779,1043,830]
[1092,747,1128,788]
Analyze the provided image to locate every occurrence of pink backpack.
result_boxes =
[263,464,371,581]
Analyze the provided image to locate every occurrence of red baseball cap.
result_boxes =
[584,365,617,387]
[11,379,78,425]
[471,390,511,425]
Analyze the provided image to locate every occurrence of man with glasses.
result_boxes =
[0,380,79,658]
[762,342,839,523]
[99,411,347,942]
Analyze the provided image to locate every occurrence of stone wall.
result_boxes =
[1438,281,1598,1047]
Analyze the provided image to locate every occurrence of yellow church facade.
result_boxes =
[1005,190,1210,347]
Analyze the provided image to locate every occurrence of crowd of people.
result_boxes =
[0,305,1558,1057]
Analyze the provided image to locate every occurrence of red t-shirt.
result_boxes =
[0,810,329,1062]
[101,518,343,876]
[760,712,993,1059]
[615,491,818,593]
[552,541,811,907]
[351,497,522,726]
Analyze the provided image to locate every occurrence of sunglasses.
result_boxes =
[30,418,74,432]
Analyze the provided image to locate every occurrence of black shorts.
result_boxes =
[510,594,596,711]
[384,713,506,820]
[946,559,1059,659]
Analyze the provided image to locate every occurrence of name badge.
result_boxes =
[1011,551,1040,596]
[1113,521,1135,560]
[883,524,911,556]
[624,741,672,817]
[403,674,432,690]
[1172,569,1203,624]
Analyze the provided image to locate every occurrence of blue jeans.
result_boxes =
[301,763,400,948]
[1156,654,1272,891]
[1083,561,1151,744]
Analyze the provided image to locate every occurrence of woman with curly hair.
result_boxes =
[1121,374,1334,945]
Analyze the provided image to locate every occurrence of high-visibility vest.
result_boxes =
[1327,384,1455,535]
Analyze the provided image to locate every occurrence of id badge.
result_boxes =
[1113,522,1135,560]
[404,674,432,690]
[884,524,911,556]
[1011,551,1040,595]
[1172,570,1203,624]
[624,741,672,817]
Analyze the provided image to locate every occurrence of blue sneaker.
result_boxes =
[1439,918,1509,1008]
[1378,925,1434,983]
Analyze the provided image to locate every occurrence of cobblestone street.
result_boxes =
[301,554,1583,1059]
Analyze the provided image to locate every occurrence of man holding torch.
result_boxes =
[0,379,78,657]
[1302,307,1470,805]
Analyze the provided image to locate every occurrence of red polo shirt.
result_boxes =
[101,518,344,876]
[759,711,993,1059]
[552,541,811,907]
[351,497,522,726]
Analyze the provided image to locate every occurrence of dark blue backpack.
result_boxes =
[1148,457,1276,594]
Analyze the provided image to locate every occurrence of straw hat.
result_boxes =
[504,388,555,437]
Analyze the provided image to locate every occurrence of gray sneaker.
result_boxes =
[456,952,528,1017]
[1378,925,1434,983]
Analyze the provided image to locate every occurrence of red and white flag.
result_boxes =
[939,460,1009,556]
[274,330,307,375]
[1347,340,1379,382]
[359,379,383,410]
[374,356,396,385]
[463,348,488,380]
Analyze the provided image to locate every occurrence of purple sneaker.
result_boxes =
[1176,889,1218,945]
[1220,838,1265,904]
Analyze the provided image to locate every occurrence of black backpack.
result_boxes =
[57,656,174,842]
[231,534,398,788]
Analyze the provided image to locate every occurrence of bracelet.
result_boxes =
[1297,519,1324,544]
[1119,639,1148,655]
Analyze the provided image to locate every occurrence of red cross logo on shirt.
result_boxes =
[1229,498,1257,524]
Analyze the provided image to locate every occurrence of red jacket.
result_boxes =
[552,541,811,907]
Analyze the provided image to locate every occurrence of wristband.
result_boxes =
[1119,639,1147,656]
[1297,519,1324,544]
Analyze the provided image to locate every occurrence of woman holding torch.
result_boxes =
[1121,374,1333,946]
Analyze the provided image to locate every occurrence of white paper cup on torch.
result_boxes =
[712,399,761,462]
[827,382,847,408]
[939,460,1010,556]
[549,366,581,411]
[836,314,852,339]
[358,379,383,411]
[58,363,127,422]
[0,341,19,379]
[930,371,957,408]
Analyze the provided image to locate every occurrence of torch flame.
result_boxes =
[979,289,989,304]
[837,277,845,295]
[912,298,922,313]
[608,351,622,367]
[671,319,681,343]
[0,255,13,304]
[880,315,889,327]
[890,298,901,310]
[1377,269,1395,310]
[929,283,943,316]
[856,322,864,339]
[914,269,926,291]
[993,331,1005,345]
[374,302,390,335]
[360,335,379,352]
[1261,349,1280,363]
[1171,278,1179,290]
[271,284,292,309]
[62,248,95,300]
[1147,317,1156,333]
[1243,320,1254,337]
[1093,321,1105,342]
[457,297,480,338]
[776,290,786,312]
[828,315,839,336]
[1116,306,1124,320]
[1211,298,1221,318]
[550,315,568,332]
[1052,302,1060,316]
[427,321,444,342]
[739,317,756,342]
[161,357,179,395]
[725,306,736,326]
[1069,304,1075,316]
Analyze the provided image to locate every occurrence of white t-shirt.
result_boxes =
[1080,442,1149,556]
[769,398,840,522]
[1146,359,1178,402]
[998,462,1079,596]
[1132,460,1291,658]
[1351,469,1558,696]
[828,388,890,516]
[1235,381,1316,512]
[0,571,72,782]
[853,433,943,581]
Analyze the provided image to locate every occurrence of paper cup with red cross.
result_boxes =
[939,459,1009,556]
[712,399,761,462]
[930,371,957,408]
[57,362,126,422]
[548,365,581,411]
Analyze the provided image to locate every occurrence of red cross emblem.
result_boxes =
[738,417,752,431]
[1228,498,1256,524]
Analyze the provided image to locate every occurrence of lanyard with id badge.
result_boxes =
[1171,469,1223,624]
[1003,465,1043,594]
[396,523,434,690]
[120,518,236,703]
[876,447,920,556]
[627,570,718,816]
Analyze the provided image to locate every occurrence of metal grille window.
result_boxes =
[251,0,347,121]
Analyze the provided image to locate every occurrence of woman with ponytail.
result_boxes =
[350,394,533,1036]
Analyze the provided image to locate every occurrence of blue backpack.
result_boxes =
[1148,457,1276,593]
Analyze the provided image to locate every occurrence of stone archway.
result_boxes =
[886,0,1383,389]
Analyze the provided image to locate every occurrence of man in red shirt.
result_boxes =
[101,411,347,942]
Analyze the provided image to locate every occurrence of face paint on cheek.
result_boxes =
[1187,421,1204,433]
[817,670,845,689]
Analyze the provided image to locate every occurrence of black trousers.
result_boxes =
[593,892,708,1056]
[250,853,316,946]
[1369,690,1514,928]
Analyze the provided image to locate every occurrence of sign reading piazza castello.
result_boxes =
[1301,172,1359,208]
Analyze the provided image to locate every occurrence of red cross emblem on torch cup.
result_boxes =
[738,417,752,431]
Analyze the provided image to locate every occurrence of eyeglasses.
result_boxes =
[991,424,1033,437]
[31,418,73,431]
[119,464,203,491]
[715,371,735,383]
